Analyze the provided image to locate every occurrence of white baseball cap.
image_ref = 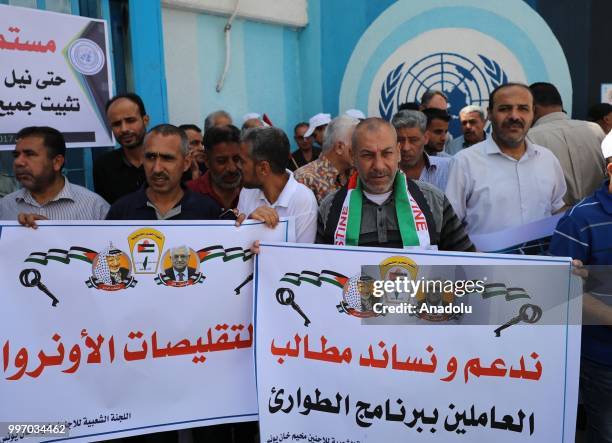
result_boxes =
[304,113,331,138]
[242,112,261,123]
[603,131,612,159]
[345,109,366,120]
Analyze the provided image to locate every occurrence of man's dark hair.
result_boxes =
[588,103,612,122]
[241,127,290,174]
[420,90,448,107]
[294,122,308,133]
[529,82,563,107]
[203,125,240,152]
[398,102,420,111]
[178,124,201,133]
[488,82,532,110]
[422,108,451,127]
[147,124,189,155]
[105,93,147,116]
[16,126,66,159]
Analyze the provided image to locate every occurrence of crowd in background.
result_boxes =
[0,82,611,442]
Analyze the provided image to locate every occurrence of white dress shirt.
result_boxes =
[445,136,566,236]
[238,171,318,243]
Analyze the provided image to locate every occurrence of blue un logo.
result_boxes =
[379,53,508,137]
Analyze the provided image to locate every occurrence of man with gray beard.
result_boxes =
[187,125,242,211]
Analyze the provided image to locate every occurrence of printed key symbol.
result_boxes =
[494,303,542,337]
[19,268,59,307]
[276,288,311,326]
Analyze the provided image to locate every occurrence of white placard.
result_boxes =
[0,220,290,442]
[255,243,580,443]
[0,5,114,148]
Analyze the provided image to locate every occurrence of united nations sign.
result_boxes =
[339,0,572,137]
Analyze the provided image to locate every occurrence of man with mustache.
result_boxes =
[94,93,149,204]
[392,110,451,192]
[445,83,567,236]
[0,126,109,223]
[446,105,487,155]
[187,125,242,211]
[105,124,221,220]
[178,124,206,180]
[316,117,474,251]
[236,126,318,243]
[423,108,452,157]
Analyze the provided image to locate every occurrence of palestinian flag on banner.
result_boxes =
[137,240,155,253]
[24,246,97,265]
[280,270,348,289]
[482,283,530,301]
[197,245,253,263]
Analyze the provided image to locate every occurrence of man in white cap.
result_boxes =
[345,109,366,120]
[304,112,331,149]
[289,115,329,171]
[242,113,265,131]
[549,131,612,442]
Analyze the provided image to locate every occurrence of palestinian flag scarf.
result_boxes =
[333,172,430,248]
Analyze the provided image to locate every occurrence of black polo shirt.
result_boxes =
[93,149,146,204]
[288,146,322,171]
[105,186,221,220]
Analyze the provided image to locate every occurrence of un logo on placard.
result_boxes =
[379,53,508,135]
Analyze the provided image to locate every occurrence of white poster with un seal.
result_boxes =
[255,243,581,442]
[0,4,113,149]
[0,220,293,442]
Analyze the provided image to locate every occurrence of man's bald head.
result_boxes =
[351,117,400,194]
[352,117,397,156]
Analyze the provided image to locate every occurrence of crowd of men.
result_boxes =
[0,81,611,442]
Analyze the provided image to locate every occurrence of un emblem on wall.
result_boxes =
[379,52,508,134]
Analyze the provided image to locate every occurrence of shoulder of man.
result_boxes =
[70,182,109,202]
[184,189,222,216]
[93,148,121,169]
[105,190,139,220]
[293,161,316,183]
[319,188,341,215]
[291,179,318,207]
[412,179,445,211]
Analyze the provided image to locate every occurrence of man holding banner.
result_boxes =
[0,126,109,224]
[550,132,612,442]
[106,124,221,220]
[316,117,474,252]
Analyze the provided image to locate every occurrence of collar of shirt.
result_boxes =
[483,135,539,162]
[532,111,568,128]
[595,180,612,215]
[422,153,437,172]
[255,170,298,208]
[15,176,74,207]
[134,184,190,215]
[119,149,143,169]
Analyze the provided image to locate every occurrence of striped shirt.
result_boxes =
[0,177,109,220]
[418,153,452,192]
[549,180,612,366]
